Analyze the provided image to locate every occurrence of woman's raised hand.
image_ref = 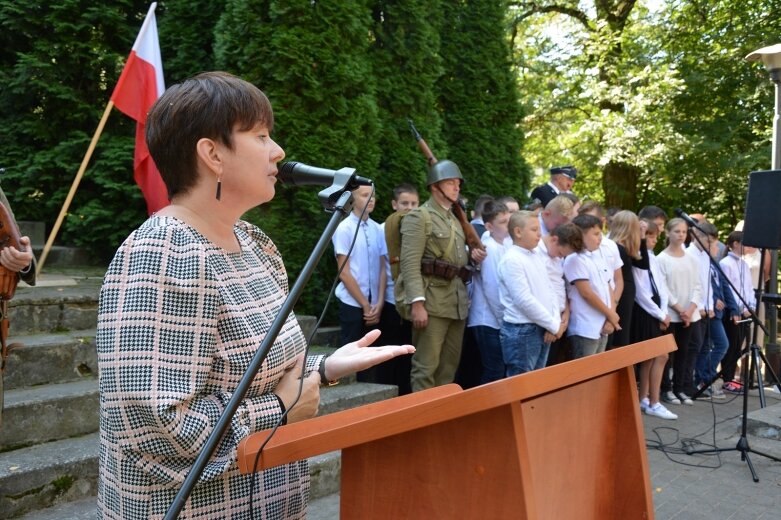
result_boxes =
[324,330,415,382]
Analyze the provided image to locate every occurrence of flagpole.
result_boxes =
[36,100,115,277]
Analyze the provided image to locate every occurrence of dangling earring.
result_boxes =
[215,174,222,201]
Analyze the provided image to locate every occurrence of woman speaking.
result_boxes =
[96,71,413,519]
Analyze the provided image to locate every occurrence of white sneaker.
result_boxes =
[645,402,678,420]
[677,392,694,405]
[640,397,650,412]
[710,386,726,399]
[662,391,681,405]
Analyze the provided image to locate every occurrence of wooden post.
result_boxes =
[36,101,114,276]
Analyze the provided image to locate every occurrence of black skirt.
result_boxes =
[630,302,663,343]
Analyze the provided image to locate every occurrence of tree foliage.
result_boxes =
[512,0,781,232]
[660,0,781,230]
[216,0,382,315]
[439,0,530,203]
[0,0,152,258]
[511,0,688,210]
[157,0,226,83]
[369,0,446,217]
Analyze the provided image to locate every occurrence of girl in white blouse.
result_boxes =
[656,218,702,406]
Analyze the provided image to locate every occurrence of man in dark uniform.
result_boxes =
[530,165,577,208]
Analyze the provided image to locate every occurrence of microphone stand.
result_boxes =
[684,227,781,482]
[164,178,358,519]
[686,225,781,405]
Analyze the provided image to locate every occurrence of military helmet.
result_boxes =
[426,159,464,187]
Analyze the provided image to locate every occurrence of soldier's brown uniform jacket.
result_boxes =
[395,198,468,320]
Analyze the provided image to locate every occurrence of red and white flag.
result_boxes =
[111,3,167,214]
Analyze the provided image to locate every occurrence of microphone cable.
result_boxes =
[644,232,742,471]
[248,183,375,518]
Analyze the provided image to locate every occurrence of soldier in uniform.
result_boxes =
[530,165,577,208]
[396,160,486,391]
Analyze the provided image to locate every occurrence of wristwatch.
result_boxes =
[318,356,339,386]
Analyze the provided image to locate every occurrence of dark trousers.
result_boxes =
[455,326,483,389]
[377,304,413,395]
[722,316,749,383]
[339,301,376,383]
[681,320,706,394]
[661,321,698,395]
[470,325,504,384]
[546,336,572,366]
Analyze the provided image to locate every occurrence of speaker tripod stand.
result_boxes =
[687,247,781,482]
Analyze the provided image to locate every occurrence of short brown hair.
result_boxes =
[578,200,605,218]
[726,230,743,251]
[508,210,537,234]
[481,200,509,225]
[572,213,602,232]
[146,71,275,199]
[544,195,574,218]
[393,183,418,201]
[641,218,659,235]
[552,222,584,252]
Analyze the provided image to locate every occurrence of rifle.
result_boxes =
[0,201,23,427]
[408,120,485,252]
[0,203,22,300]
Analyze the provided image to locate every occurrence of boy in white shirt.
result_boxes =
[333,185,386,381]
[467,200,511,383]
[578,202,624,347]
[379,183,419,394]
[537,223,581,365]
[564,214,621,358]
[719,230,756,393]
[498,211,563,376]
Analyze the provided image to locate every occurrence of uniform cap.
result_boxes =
[550,165,577,180]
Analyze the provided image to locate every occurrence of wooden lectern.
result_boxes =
[238,335,675,519]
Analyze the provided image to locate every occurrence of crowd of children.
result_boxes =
[332,184,762,421]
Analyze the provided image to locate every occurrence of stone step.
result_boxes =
[30,246,101,268]
[747,398,781,440]
[0,382,394,518]
[9,277,335,346]
[14,453,342,520]
[316,380,397,415]
[18,495,97,520]
[10,279,102,335]
[0,433,99,519]
[4,330,98,390]
[10,268,336,345]
[311,325,341,349]
[17,221,45,248]
[0,330,354,452]
[1,379,99,452]
[5,326,335,391]
[3,335,340,390]
[308,493,340,520]
[1,375,393,453]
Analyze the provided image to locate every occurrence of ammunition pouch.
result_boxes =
[421,258,472,284]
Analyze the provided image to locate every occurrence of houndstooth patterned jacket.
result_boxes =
[97,216,322,519]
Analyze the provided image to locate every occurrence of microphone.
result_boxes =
[278,162,373,188]
[674,208,700,228]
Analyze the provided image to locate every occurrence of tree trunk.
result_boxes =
[602,161,640,211]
